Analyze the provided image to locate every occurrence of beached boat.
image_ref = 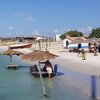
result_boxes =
[9,43,32,49]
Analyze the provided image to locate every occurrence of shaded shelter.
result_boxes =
[21,50,58,61]
[21,50,59,97]
[21,50,59,78]
[0,49,23,69]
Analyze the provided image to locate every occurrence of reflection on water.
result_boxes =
[0,55,97,100]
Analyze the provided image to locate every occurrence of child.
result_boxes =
[81,49,86,60]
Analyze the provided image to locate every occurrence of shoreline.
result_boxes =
[0,43,100,99]
[0,42,100,76]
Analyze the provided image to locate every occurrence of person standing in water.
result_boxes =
[39,60,53,78]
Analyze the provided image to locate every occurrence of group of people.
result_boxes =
[88,42,100,56]
[30,60,53,78]
[77,42,100,60]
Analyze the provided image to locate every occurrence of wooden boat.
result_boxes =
[31,71,49,77]
[9,43,32,49]
[30,65,58,78]
[7,64,18,69]
[31,71,58,78]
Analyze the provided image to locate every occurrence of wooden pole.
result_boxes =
[38,40,41,50]
[91,75,96,99]
[38,62,47,97]
[10,55,13,65]
[46,37,48,51]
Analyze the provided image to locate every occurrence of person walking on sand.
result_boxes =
[88,42,92,52]
[93,43,98,56]
[81,49,86,60]
[93,46,98,56]
[77,49,81,57]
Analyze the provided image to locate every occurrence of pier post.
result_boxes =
[53,64,58,76]
[91,75,96,99]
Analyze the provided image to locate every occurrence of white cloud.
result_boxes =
[63,26,93,34]
[77,26,93,34]
[87,26,93,32]
[14,12,35,22]
[32,30,39,36]
[0,13,2,16]
[54,29,59,33]
[8,26,14,31]
[14,12,24,16]
[25,16,35,21]
[54,26,93,36]
[7,33,12,36]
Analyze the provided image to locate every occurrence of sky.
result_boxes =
[0,0,100,37]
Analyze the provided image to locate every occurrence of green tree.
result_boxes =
[67,30,83,37]
[60,30,83,40]
[89,28,100,38]
[59,34,66,40]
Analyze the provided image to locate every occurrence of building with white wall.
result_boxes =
[55,34,61,42]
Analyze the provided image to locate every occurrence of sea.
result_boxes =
[0,55,100,100]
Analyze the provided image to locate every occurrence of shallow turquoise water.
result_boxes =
[0,55,95,100]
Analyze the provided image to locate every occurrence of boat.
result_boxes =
[31,71,49,77]
[31,71,57,78]
[7,64,18,69]
[9,43,32,49]
[30,65,58,78]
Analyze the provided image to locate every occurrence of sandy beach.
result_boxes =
[34,42,100,76]
[0,42,100,76]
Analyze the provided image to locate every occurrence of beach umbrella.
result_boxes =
[21,50,58,97]
[0,49,23,65]
[21,50,58,61]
